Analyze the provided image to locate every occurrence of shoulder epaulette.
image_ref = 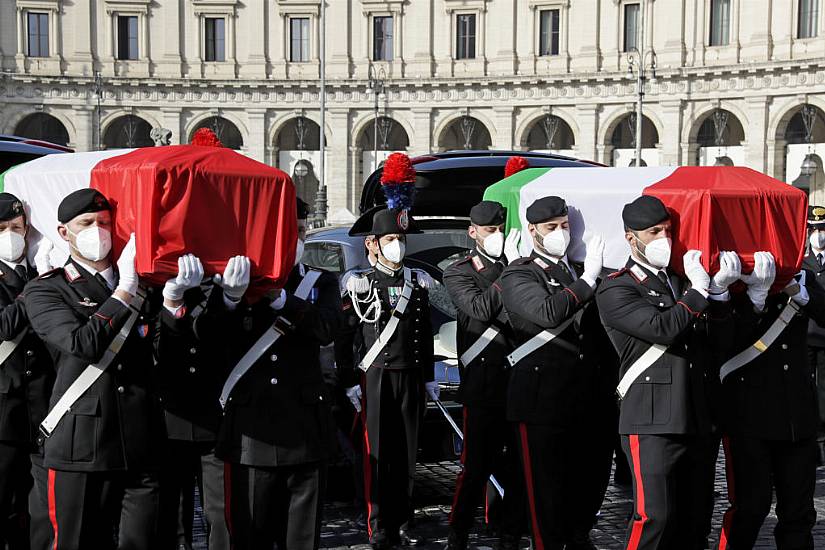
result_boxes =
[471,255,485,272]
[607,268,629,280]
[628,264,649,283]
[36,267,62,280]
[63,264,82,282]
[510,257,533,266]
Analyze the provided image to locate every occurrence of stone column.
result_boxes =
[575,103,600,163]
[246,109,267,163]
[492,106,514,150]
[745,97,769,172]
[160,107,183,145]
[659,100,683,166]
[73,106,96,152]
[410,107,433,156]
[326,108,351,220]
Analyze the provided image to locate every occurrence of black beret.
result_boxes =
[622,195,670,231]
[57,189,111,224]
[809,205,825,226]
[0,193,25,222]
[349,207,422,237]
[526,196,568,224]
[470,201,506,226]
[296,197,310,220]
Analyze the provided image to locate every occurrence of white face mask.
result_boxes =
[811,232,825,251]
[0,231,25,263]
[295,238,305,267]
[380,239,405,264]
[538,228,570,258]
[638,236,672,269]
[481,231,504,258]
[68,226,112,262]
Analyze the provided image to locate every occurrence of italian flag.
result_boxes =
[0,146,297,292]
[483,166,807,287]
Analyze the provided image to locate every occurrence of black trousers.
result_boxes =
[0,441,31,550]
[30,455,52,550]
[718,435,817,550]
[47,468,160,550]
[621,434,710,550]
[362,367,424,538]
[808,348,825,429]
[448,405,526,537]
[158,439,229,550]
[225,462,325,550]
[516,423,613,549]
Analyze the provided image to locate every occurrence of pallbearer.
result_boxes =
[443,200,525,550]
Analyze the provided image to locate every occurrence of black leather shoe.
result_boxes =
[399,528,425,547]
[370,530,391,550]
[446,528,469,550]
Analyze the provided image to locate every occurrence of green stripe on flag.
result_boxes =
[483,167,551,233]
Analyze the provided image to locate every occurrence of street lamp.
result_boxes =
[626,1,656,166]
[312,0,328,228]
[367,64,387,173]
[93,72,104,150]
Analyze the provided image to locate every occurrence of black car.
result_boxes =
[0,135,72,174]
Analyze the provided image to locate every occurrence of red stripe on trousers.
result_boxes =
[626,435,649,550]
[361,406,374,538]
[718,436,736,550]
[448,407,469,525]
[48,469,58,550]
[519,423,544,550]
[223,462,234,550]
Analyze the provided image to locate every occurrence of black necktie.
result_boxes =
[13,265,27,282]
[818,253,823,266]
[657,271,675,299]
[558,261,574,281]
[95,273,111,290]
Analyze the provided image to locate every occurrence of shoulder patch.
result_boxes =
[533,257,550,270]
[471,256,485,272]
[64,264,82,283]
[629,264,648,283]
[36,267,62,280]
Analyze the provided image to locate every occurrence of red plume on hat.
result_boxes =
[504,156,530,178]
[191,128,223,148]
[380,153,416,210]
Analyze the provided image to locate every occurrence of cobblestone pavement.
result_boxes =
[194,457,825,549]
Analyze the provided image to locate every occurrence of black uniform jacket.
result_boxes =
[803,251,825,348]
[721,270,825,442]
[25,259,163,472]
[0,261,53,447]
[154,284,231,442]
[443,249,512,408]
[596,259,732,436]
[216,265,340,467]
[501,252,617,428]
[344,266,435,383]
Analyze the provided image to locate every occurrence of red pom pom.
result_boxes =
[380,153,416,185]
[504,156,530,178]
[191,128,223,148]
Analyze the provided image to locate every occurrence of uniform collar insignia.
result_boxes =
[471,255,485,272]
[629,264,649,282]
[64,264,82,282]
[533,257,550,270]
[78,297,98,307]
[647,289,660,297]
[547,278,560,287]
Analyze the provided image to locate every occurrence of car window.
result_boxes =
[303,242,345,273]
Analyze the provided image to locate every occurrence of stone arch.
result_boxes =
[695,110,746,147]
[598,106,664,147]
[681,101,750,145]
[519,114,577,151]
[352,113,413,152]
[268,113,332,151]
[185,112,248,150]
[13,112,71,147]
[6,108,76,147]
[102,114,155,149]
[434,112,495,151]
[514,108,580,151]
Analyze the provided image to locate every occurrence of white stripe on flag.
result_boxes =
[518,167,678,270]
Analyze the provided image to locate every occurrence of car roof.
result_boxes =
[0,135,73,154]
[359,150,602,217]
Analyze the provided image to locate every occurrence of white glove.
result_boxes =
[504,228,521,264]
[740,251,776,311]
[214,256,251,302]
[412,269,433,289]
[683,250,710,298]
[163,254,204,301]
[34,239,54,275]
[786,270,810,306]
[709,251,742,295]
[346,385,362,413]
[115,233,138,296]
[425,381,440,401]
[582,234,605,288]
[270,289,287,311]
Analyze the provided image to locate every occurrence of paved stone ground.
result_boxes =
[194,457,825,549]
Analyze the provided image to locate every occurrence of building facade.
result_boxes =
[2,0,825,219]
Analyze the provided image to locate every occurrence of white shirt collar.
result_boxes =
[475,246,501,265]
[73,259,117,289]
[0,257,27,272]
[632,255,668,278]
[534,250,575,276]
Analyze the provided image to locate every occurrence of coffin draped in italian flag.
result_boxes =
[0,146,297,292]
[483,166,807,289]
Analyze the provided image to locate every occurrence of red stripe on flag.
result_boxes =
[519,423,544,550]
[48,468,58,550]
[626,435,649,550]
